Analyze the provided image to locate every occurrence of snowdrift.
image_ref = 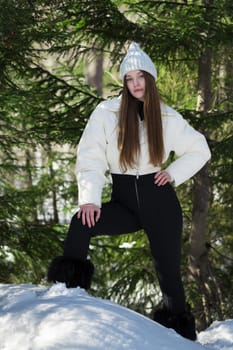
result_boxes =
[0,283,232,350]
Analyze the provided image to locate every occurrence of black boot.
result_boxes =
[172,309,197,341]
[153,303,174,328]
[47,255,94,290]
[153,304,197,341]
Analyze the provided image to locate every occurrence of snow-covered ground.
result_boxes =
[0,283,232,350]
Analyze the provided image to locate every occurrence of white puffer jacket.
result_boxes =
[76,96,211,207]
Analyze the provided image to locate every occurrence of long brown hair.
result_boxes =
[118,70,164,171]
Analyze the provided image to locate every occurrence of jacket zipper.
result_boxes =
[134,171,140,209]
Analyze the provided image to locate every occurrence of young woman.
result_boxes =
[48,42,211,340]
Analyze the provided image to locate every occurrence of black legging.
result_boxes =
[64,173,185,314]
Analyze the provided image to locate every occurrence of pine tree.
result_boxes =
[0,0,232,329]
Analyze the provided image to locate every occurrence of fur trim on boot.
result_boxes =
[173,309,197,341]
[153,304,174,328]
[153,304,197,341]
[47,256,94,290]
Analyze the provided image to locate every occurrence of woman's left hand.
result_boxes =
[154,171,172,186]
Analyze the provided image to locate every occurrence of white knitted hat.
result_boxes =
[120,42,157,81]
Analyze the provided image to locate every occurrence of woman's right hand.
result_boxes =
[77,203,101,228]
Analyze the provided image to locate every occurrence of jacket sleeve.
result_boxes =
[164,112,211,187]
[76,106,109,207]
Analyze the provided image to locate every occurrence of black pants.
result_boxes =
[64,173,186,313]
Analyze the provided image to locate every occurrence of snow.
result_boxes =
[0,283,232,350]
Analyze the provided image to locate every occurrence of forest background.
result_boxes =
[0,0,232,332]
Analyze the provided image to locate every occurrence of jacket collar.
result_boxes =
[99,95,122,112]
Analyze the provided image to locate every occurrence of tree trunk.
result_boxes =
[186,0,222,330]
[189,41,224,328]
[47,146,59,224]
[189,44,212,330]
[25,149,38,223]
[85,48,103,96]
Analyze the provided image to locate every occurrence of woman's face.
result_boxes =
[125,70,146,101]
